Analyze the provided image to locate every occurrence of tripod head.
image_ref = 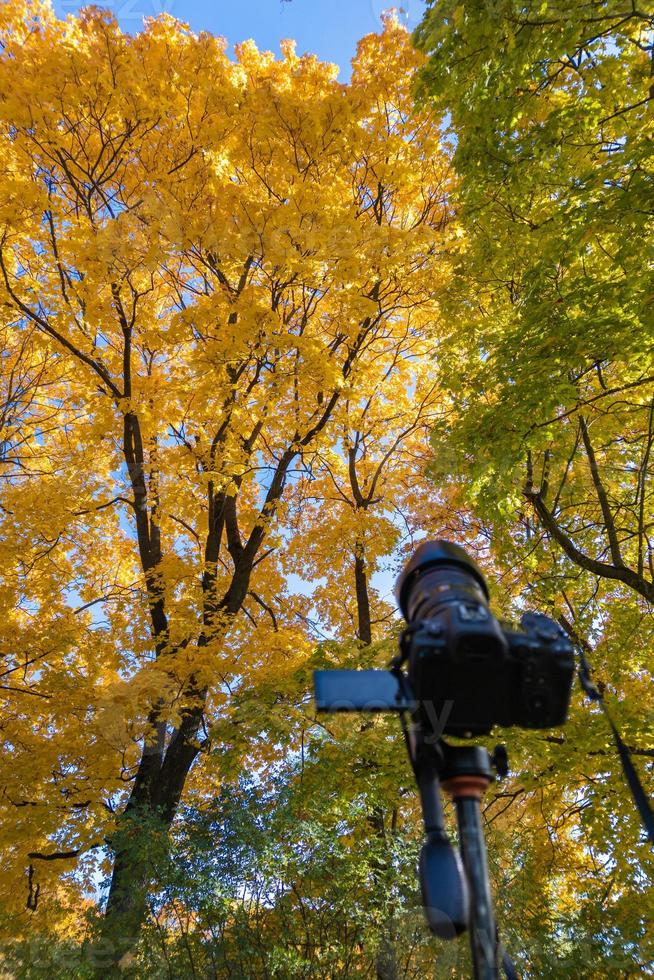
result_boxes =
[414,734,508,943]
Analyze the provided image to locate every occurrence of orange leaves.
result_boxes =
[0,4,461,933]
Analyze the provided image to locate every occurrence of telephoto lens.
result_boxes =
[396,540,490,623]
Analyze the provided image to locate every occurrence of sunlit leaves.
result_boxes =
[0,3,458,950]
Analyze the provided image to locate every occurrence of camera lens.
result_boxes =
[395,540,489,624]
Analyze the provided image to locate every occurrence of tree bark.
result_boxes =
[354,538,373,645]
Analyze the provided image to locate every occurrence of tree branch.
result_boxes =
[525,487,654,601]
[579,415,624,567]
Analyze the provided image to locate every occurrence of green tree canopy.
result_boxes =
[412,2,654,974]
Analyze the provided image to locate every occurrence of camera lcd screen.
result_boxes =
[314,669,413,713]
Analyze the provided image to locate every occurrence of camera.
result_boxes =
[314,540,575,737]
[396,540,575,736]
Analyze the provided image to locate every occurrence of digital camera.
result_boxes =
[396,541,575,736]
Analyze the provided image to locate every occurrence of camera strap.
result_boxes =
[577,648,654,849]
[499,943,519,979]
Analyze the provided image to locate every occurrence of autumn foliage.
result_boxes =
[0,1,652,976]
[0,1,462,968]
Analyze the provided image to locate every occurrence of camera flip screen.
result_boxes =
[314,669,413,713]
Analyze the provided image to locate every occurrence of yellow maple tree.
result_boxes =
[0,3,458,957]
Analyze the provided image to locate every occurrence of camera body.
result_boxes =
[398,541,575,737]
[404,609,575,737]
[314,539,576,739]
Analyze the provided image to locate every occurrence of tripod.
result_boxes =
[413,734,507,980]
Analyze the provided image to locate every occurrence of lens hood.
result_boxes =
[395,540,489,618]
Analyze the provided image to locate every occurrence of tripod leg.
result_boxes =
[453,794,497,980]
[440,746,498,980]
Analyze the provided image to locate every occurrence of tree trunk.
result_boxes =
[100,397,348,963]
[354,538,372,645]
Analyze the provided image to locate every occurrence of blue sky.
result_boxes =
[52,0,427,80]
